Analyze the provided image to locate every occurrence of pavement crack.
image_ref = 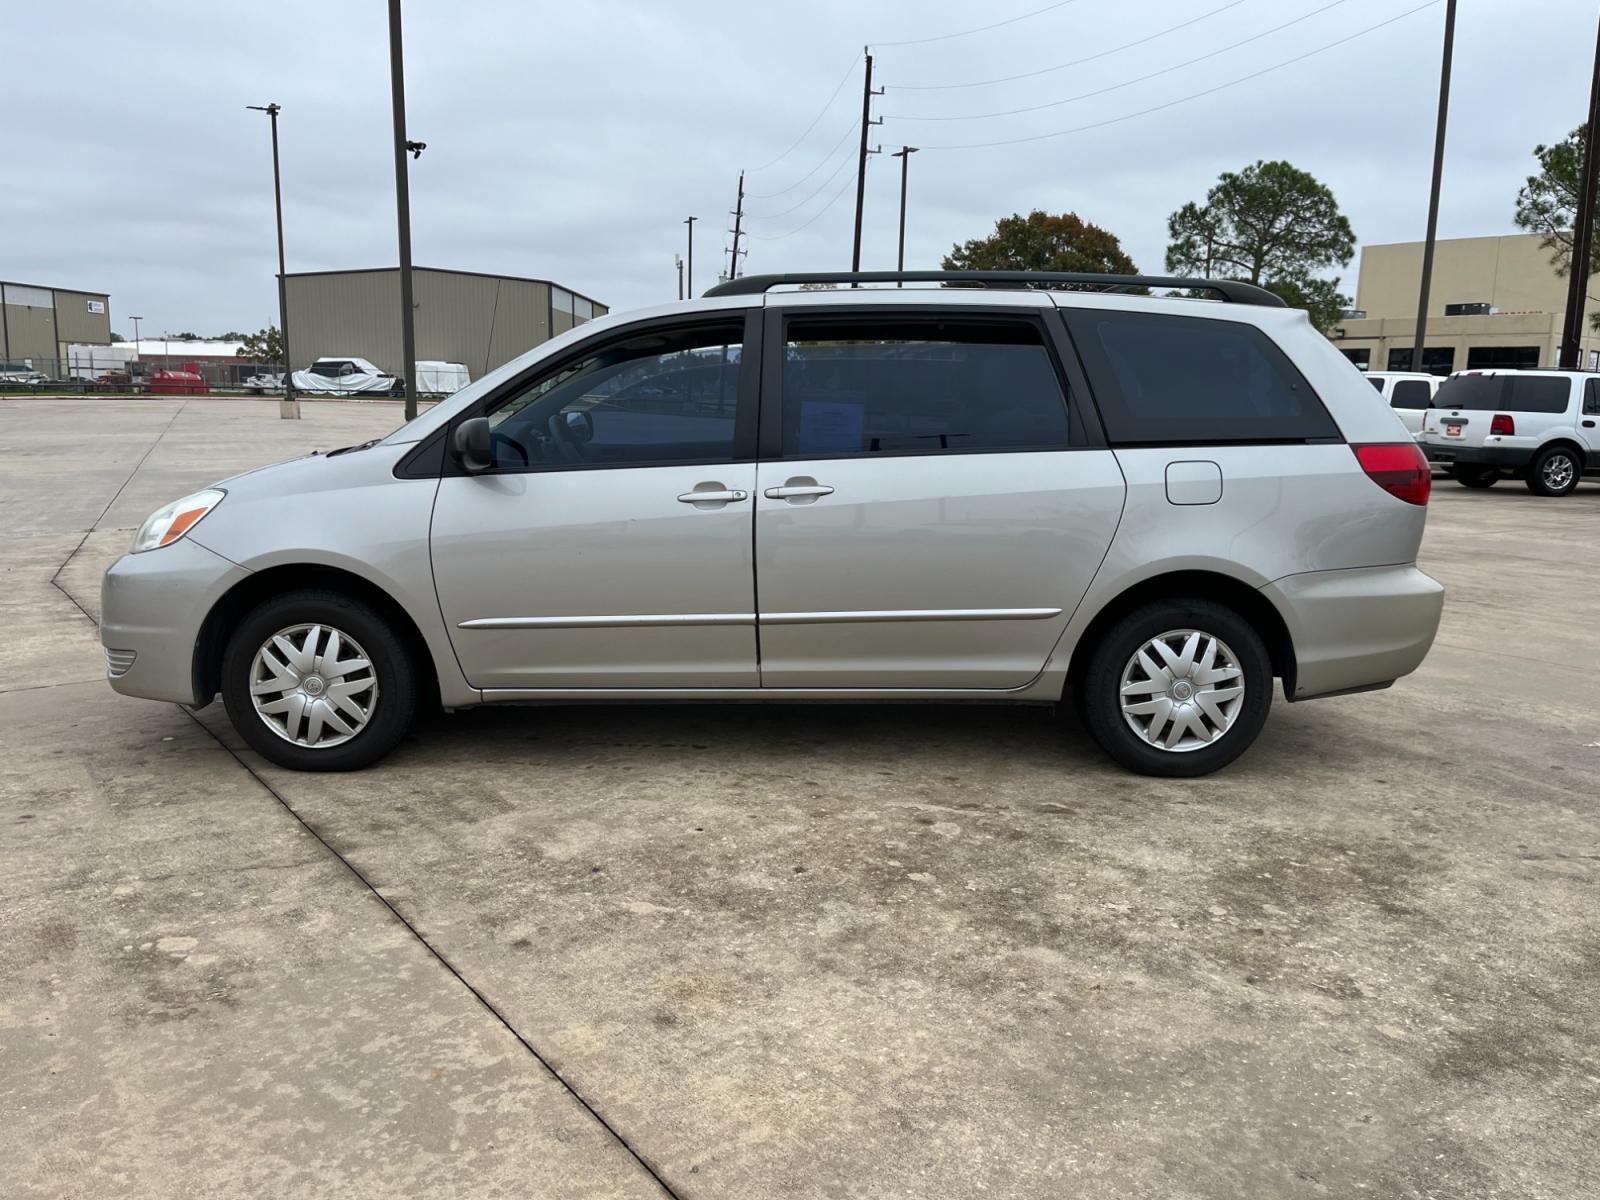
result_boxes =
[180,708,684,1200]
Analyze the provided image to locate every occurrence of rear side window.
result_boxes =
[1367,376,1386,392]
[1436,375,1572,413]
[1391,379,1432,410]
[779,318,1069,457]
[1585,378,1600,415]
[1066,311,1338,444]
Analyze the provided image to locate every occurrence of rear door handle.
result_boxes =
[1584,419,1597,427]
[763,485,835,500]
[677,488,748,505]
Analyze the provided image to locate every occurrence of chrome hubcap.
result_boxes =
[1120,629,1245,753]
[249,623,378,748]
[1543,455,1575,489]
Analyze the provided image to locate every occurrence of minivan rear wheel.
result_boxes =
[221,589,417,771]
[1524,446,1581,497]
[1076,599,1272,777]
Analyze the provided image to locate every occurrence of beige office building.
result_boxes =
[1,279,112,370]
[1332,233,1600,374]
[284,267,607,381]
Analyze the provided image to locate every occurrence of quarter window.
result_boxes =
[779,318,1070,457]
[1069,310,1338,444]
[484,323,744,469]
[1585,378,1600,415]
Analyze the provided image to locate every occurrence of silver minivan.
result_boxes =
[102,271,1444,777]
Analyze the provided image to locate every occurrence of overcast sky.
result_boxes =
[1,0,1592,338]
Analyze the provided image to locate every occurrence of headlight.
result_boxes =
[132,489,225,553]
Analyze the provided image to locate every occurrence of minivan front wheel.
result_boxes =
[221,589,417,771]
[1077,599,1272,777]
[1525,446,1581,497]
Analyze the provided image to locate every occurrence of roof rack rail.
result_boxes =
[702,270,1286,307]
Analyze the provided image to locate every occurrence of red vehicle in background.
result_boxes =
[147,363,209,395]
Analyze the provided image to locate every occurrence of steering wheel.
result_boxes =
[489,431,529,467]
[545,412,585,464]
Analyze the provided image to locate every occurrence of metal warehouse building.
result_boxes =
[283,267,607,382]
[2,279,112,372]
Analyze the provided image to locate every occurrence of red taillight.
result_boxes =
[1490,413,1515,436]
[1352,442,1431,505]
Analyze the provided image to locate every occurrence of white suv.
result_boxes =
[101,270,1445,777]
[1365,371,1440,435]
[1419,369,1600,495]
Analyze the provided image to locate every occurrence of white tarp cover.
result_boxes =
[415,360,471,394]
[292,357,397,395]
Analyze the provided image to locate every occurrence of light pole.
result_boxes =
[684,215,697,299]
[1411,0,1456,376]
[675,253,684,300]
[247,103,297,416]
[387,0,421,421]
[129,315,142,380]
[1559,11,1600,369]
[891,146,918,281]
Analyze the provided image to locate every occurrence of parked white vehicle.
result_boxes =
[1364,371,1441,435]
[1419,370,1600,495]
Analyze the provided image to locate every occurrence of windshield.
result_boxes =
[1435,375,1508,411]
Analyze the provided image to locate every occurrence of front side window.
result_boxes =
[484,323,743,469]
[1391,379,1432,410]
[779,317,1070,458]
[1070,310,1338,444]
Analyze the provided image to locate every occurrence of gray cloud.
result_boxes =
[1,0,1588,336]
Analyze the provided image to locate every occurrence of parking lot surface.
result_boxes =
[2,397,1597,1199]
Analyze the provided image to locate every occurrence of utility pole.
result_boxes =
[727,171,746,282]
[851,47,884,274]
[891,146,918,280]
[675,254,684,300]
[1411,0,1456,376]
[129,315,142,376]
[684,215,698,299]
[247,103,297,416]
[1560,12,1600,369]
[387,0,420,421]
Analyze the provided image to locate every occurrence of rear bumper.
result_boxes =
[101,539,248,705]
[1420,442,1532,470]
[1263,564,1444,701]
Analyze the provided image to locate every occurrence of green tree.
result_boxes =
[943,210,1139,280]
[1513,124,1600,328]
[1165,160,1355,332]
[236,326,284,363]
[109,331,125,343]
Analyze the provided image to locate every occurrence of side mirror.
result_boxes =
[452,416,493,473]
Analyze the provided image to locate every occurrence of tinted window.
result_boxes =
[1367,376,1386,392]
[1391,380,1432,409]
[1586,378,1600,415]
[1387,346,1455,375]
[1435,374,1573,414]
[1465,345,1540,370]
[1071,311,1337,444]
[486,323,743,469]
[780,318,1069,457]
[1341,347,1372,370]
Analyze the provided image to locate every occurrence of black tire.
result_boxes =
[1076,598,1273,778]
[221,589,417,771]
[1524,445,1582,497]
[1450,465,1498,489]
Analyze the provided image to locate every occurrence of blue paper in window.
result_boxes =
[796,399,864,455]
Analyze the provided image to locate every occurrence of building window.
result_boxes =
[574,296,594,321]
[1387,346,1455,375]
[551,287,575,317]
[1464,345,1540,371]
[1340,347,1371,370]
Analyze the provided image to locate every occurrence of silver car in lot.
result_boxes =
[102,270,1444,777]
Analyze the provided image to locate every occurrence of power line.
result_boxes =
[891,0,1249,91]
[749,140,858,219]
[747,171,860,241]
[920,0,1440,150]
[873,0,1082,48]
[746,53,859,175]
[746,117,860,200]
[890,0,1351,122]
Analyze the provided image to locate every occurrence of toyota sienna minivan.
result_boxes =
[102,270,1444,777]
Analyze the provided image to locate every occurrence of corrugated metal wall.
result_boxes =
[285,268,592,380]
[0,282,111,367]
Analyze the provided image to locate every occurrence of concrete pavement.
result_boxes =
[2,397,1596,1198]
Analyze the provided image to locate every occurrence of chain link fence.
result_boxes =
[0,350,282,394]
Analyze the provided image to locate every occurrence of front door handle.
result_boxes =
[1584,419,1597,427]
[763,480,835,503]
[677,486,749,506]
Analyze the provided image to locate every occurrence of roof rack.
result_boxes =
[702,270,1286,307]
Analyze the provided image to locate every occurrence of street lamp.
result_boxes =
[675,254,684,301]
[891,146,919,282]
[129,315,143,379]
[684,215,697,299]
[247,103,297,416]
[387,0,420,421]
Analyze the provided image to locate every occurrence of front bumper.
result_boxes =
[1263,564,1444,701]
[101,539,249,705]
[1420,442,1533,471]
